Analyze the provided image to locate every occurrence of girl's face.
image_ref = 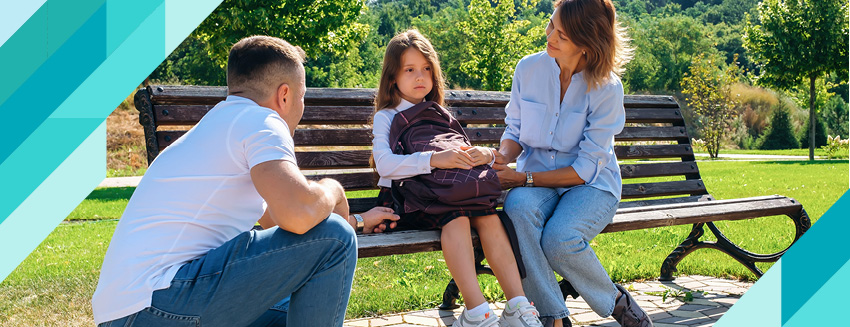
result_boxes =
[545,7,584,62]
[395,48,433,104]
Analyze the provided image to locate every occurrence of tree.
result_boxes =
[150,0,369,86]
[758,102,800,150]
[743,0,849,160]
[455,0,545,91]
[821,95,849,138]
[680,53,741,158]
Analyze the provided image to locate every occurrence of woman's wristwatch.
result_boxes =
[524,171,534,187]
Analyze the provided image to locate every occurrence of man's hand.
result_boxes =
[493,163,525,189]
[358,207,400,234]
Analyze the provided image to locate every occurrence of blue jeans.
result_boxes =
[504,185,620,319]
[98,214,357,327]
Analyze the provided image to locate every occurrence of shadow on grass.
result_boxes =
[87,187,136,200]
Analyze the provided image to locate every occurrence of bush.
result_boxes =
[799,118,828,148]
[758,104,800,150]
[820,95,849,138]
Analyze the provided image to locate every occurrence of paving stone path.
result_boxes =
[344,275,752,327]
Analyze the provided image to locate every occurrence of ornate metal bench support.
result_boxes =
[659,208,811,281]
[440,246,494,309]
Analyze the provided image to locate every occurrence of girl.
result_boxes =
[371,30,543,327]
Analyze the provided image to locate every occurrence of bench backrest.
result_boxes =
[135,85,711,211]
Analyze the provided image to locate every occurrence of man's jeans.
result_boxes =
[98,214,357,327]
[504,185,620,320]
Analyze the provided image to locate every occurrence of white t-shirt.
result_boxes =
[91,96,296,324]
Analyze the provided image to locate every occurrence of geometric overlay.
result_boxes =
[0,0,222,283]
[715,190,850,326]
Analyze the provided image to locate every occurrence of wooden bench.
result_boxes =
[135,85,811,308]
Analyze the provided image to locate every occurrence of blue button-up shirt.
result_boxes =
[501,52,625,200]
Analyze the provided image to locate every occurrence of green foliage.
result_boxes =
[150,0,369,86]
[455,0,545,91]
[623,15,718,92]
[821,95,850,138]
[798,118,828,149]
[743,0,849,157]
[681,53,741,158]
[821,135,849,160]
[758,103,800,150]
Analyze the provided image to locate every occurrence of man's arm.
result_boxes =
[250,160,347,234]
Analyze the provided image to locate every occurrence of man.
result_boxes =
[92,36,392,327]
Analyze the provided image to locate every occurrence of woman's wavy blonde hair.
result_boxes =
[555,0,633,90]
[373,30,446,113]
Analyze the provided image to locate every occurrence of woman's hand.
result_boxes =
[493,163,526,189]
[358,207,400,234]
[461,146,494,166]
[493,150,509,165]
[430,149,475,169]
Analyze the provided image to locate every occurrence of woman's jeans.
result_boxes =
[504,185,620,320]
[98,214,357,327]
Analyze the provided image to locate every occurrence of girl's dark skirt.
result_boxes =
[375,187,497,230]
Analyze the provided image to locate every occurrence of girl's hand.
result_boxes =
[359,207,400,234]
[493,163,525,189]
[460,146,494,166]
[430,149,475,169]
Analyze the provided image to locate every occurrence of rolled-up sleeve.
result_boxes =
[372,110,434,180]
[501,67,522,145]
[571,84,625,185]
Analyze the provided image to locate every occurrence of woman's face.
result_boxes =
[545,7,584,62]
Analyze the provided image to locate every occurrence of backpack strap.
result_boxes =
[387,101,471,155]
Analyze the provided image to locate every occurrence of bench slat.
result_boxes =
[620,162,700,179]
[153,105,686,126]
[156,126,691,149]
[148,85,679,108]
[295,145,697,169]
[622,180,707,198]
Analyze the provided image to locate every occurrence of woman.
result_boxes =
[492,1,652,327]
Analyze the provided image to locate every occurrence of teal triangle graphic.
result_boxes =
[714,259,782,326]
[784,259,850,326]
[781,191,850,323]
[0,2,48,107]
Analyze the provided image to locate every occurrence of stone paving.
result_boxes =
[344,275,752,327]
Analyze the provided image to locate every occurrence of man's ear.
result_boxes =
[277,83,290,112]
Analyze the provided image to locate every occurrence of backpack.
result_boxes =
[387,101,501,215]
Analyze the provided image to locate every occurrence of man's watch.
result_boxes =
[524,171,534,187]
[353,214,365,233]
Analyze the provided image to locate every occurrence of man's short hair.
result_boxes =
[227,36,306,101]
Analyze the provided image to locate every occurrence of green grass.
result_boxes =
[106,167,147,178]
[2,161,847,324]
[696,148,849,159]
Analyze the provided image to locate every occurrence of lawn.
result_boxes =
[1,160,847,325]
[696,148,849,159]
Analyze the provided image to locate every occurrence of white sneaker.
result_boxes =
[499,301,543,327]
[453,307,500,327]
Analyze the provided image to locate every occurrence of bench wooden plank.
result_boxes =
[620,162,700,179]
[357,195,801,257]
[614,144,694,159]
[622,180,707,198]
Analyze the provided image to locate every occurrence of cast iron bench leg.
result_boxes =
[660,208,811,281]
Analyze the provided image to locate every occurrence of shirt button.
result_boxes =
[549,131,553,135]
[555,113,559,117]
[551,156,555,159]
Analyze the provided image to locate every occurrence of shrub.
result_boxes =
[758,103,800,150]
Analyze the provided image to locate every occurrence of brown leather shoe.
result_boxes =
[611,284,653,327]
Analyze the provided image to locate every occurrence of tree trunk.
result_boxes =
[809,76,816,161]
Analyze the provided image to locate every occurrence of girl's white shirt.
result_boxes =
[371,98,435,187]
